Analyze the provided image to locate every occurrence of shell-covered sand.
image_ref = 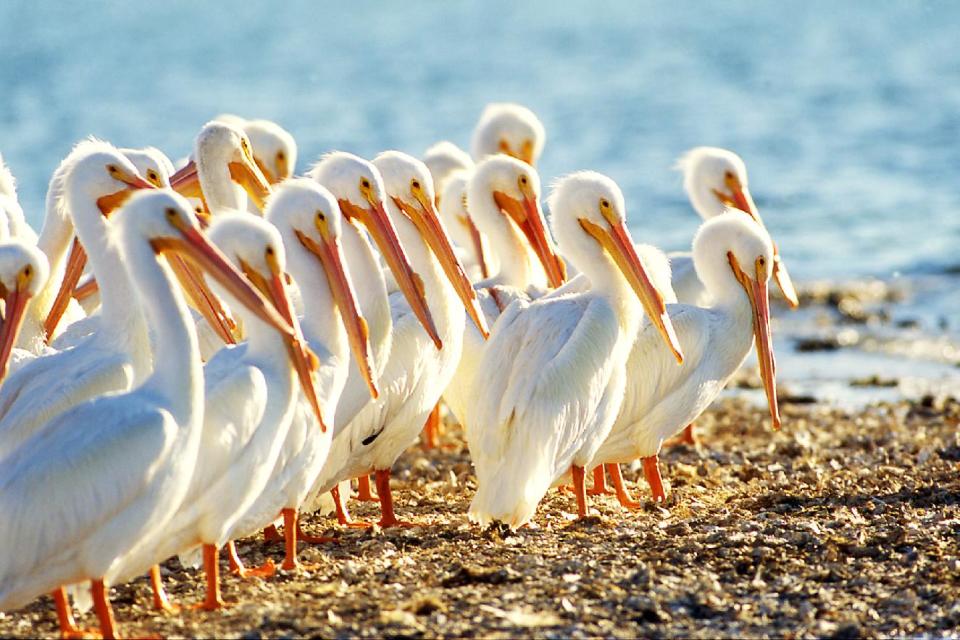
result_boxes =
[2,393,958,638]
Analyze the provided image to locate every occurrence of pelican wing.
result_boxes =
[0,395,177,609]
[0,348,135,459]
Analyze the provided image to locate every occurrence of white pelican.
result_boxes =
[0,190,294,639]
[589,213,781,504]
[0,143,156,457]
[112,209,336,609]
[422,140,473,201]
[0,242,48,383]
[471,103,545,166]
[170,121,273,215]
[228,179,379,566]
[467,172,683,529]
[673,147,797,308]
[437,170,496,283]
[442,155,567,435]
[306,151,487,527]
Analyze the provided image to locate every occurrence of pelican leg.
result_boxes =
[571,465,589,518]
[421,403,442,448]
[228,540,275,579]
[280,509,322,572]
[149,565,179,613]
[642,455,666,503]
[53,586,92,639]
[91,579,118,640]
[355,474,378,502]
[375,469,415,528]
[666,423,698,448]
[195,544,229,610]
[295,514,338,544]
[331,485,372,528]
[586,465,612,496]
[605,463,642,509]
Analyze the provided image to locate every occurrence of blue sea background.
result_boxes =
[1,0,959,401]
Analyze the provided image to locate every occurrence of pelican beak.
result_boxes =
[771,242,799,308]
[229,151,273,212]
[339,194,442,350]
[580,217,685,364]
[167,255,240,346]
[492,189,567,288]
[254,156,278,186]
[397,191,489,338]
[258,252,330,433]
[152,222,295,340]
[729,252,781,431]
[459,214,491,279]
[296,225,379,400]
[0,272,35,383]
[498,139,536,166]
[170,160,203,198]
[72,274,99,302]
[95,168,155,215]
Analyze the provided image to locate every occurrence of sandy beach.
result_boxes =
[2,387,957,638]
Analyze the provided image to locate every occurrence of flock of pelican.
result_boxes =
[0,102,793,637]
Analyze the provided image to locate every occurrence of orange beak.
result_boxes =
[729,252,781,431]
[339,195,442,350]
[167,255,240,346]
[460,214,491,280]
[0,280,33,383]
[580,217,685,364]
[395,193,489,339]
[152,224,295,340]
[170,160,203,198]
[260,257,329,432]
[72,274,99,302]
[296,228,379,400]
[492,190,567,288]
[229,153,273,212]
[44,173,155,342]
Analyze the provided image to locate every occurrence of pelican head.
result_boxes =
[115,190,293,338]
[0,242,49,381]
[122,147,175,188]
[468,155,566,288]
[170,121,272,212]
[693,213,780,430]
[373,151,489,339]
[423,141,474,201]
[470,103,545,166]
[549,171,684,363]
[43,141,156,341]
[310,151,441,350]
[265,178,379,400]
[207,212,329,432]
[244,119,297,185]
[677,146,798,308]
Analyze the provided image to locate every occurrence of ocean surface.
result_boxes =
[1,1,958,403]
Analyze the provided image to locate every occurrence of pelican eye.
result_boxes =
[411,179,421,190]
[724,170,734,180]
[22,265,31,278]
[266,246,275,256]
[277,150,285,161]
[519,175,528,185]
[107,164,119,174]
[360,178,371,190]
[165,207,177,219]
[316,210,326,222]
[148,170,158,180]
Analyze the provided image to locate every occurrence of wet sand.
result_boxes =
[2,393,958,638]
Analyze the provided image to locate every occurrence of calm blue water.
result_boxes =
[2,1,959,398]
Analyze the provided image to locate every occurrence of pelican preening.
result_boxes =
[0,103,794,634]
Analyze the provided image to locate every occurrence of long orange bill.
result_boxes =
[254,157,277,185]
[72,275,99,301]
[580,218,685,364]
[396,194,489,338]
[493,190,566,288]
[169,160,202,197]
[0,284,32,383]
[44,238,87,342]
[725,179,799,309]
[462,215,491,279]
[167,255,239,345]
[730,252,781,431]
[153,226,295,339]
[341,197,442,349]
[228,154,273,212]
[296,229,379,400]
[265,263,329,432]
